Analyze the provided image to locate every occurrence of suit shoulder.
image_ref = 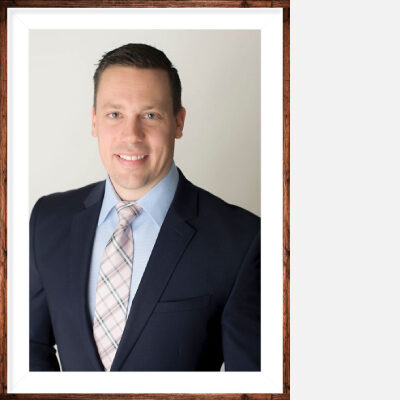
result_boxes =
[194,184,260,233]
[31,181,105,220]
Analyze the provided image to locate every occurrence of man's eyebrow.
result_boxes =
[142,105,164,111]
[100,103,124,109]
[100,103,164,110]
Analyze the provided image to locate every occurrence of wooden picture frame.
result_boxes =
[0,1,290,399]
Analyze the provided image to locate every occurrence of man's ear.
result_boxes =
[175,107,186,139]
[91,107,97,138]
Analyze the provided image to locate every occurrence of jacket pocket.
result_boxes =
[153,294,211,313]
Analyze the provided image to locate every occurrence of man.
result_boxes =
[30,43,260,372]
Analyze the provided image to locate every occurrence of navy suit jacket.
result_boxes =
[30,169,260,371]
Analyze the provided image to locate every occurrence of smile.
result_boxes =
[118,154,147,161]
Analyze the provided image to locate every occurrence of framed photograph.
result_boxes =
[0,1,290,399]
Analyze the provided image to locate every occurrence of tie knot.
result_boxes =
[115,201,142,227]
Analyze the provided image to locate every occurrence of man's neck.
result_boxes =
[110,163,175,202]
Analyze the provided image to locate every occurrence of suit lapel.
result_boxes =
[68,182,105,371]
[111,170,198,371]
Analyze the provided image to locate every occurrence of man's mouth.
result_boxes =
[117,154,147,161]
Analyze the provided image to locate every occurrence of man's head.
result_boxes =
[93,43,183,115]
[91,43,186,201]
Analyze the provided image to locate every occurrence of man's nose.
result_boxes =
[123,116,144,141]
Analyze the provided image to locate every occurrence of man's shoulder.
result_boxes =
[187,180,260,236]
[31,181,105,220]
[197,184,259,219]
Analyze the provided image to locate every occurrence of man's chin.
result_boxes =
[110,175,151,200]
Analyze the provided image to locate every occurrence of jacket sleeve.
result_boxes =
[29,198,60,371]
[221,230,261,371]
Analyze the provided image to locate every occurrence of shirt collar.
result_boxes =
[98,162,179,228]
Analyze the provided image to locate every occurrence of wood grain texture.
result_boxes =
[1,394,290,400]
[1,0,290,7]
[282,8,290,395]
[0,1,290,399]
[0,6,7,396]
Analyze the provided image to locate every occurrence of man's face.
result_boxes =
[92,65,186,201]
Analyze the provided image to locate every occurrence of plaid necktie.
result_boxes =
[93,201,142,371]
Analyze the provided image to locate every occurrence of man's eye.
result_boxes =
[108,112,120,119]
[145,112,156,120]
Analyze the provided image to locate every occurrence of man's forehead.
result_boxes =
[95,65,174,111]
[98,101,165,110]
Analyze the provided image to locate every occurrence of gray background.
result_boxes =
[29,30,260,215]
[293,0,400,399]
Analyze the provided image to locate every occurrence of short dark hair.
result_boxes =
[93,43,182,115]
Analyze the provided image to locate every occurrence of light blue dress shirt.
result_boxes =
[88,162,179,323]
